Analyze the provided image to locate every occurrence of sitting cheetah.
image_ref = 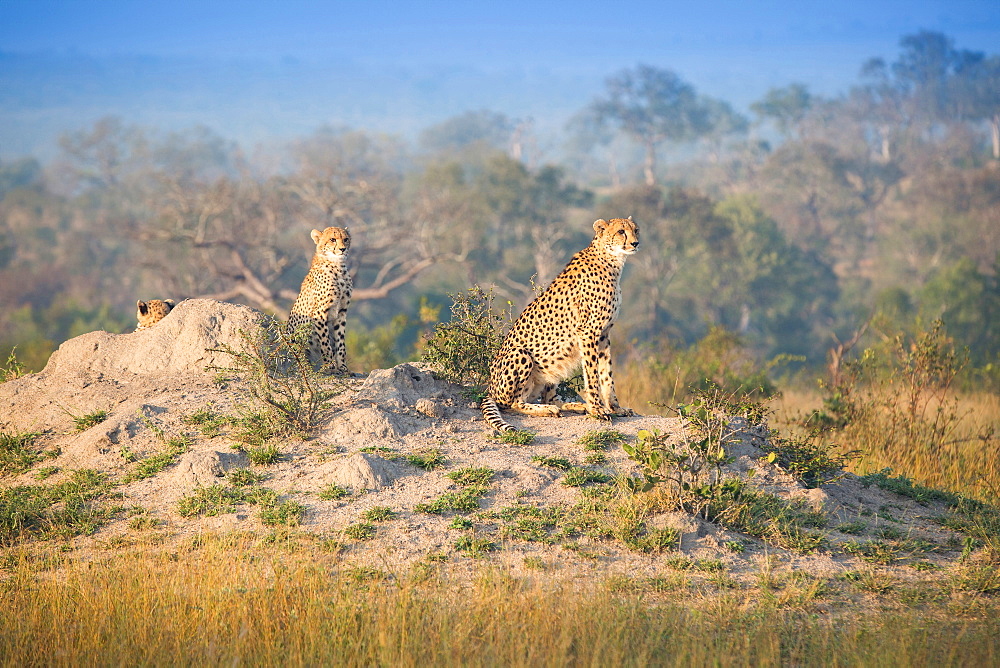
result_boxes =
[482,217,639,432]
[136,299,176,330]
[287,226,353,373]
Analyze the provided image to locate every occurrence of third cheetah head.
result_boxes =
[593,217,639,257]
[136,298,176,331]
[311,226,352,262]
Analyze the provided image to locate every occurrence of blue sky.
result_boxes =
[4,0,997,75]
[1,1,998,158]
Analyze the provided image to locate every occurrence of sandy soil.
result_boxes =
[0,299,969,586]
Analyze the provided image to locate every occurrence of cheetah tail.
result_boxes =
[481,396,515,433]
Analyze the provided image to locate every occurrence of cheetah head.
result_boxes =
[593,217,639,257]
[136,299,176,331]
[311,226,352,262]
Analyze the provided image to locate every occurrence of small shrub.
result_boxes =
[874,526,903,540]
[246,443,281,466]
[318,484,351,501]
[259,499,306,527]
[454,535,496,557]
[361,506,396,522]
[1,347,26,382]
[405,448,446,471]
[843,540,899,565]
[758,434,859,488]
[33,466,59,480]
[127,515,159,531]
[531,455,572,470]
[578,429,627,451]
[421,286,511,387]
[700,479,829,553]
[0,469,112,544]
[723,540,746,553]
[496,430,535,446]
[227,468,268,486]
[860,468,958,505]
[73,410,110,432]
[949,551,1000,594]
[562,467,612,487]
[122,433,191,483]
[665,556,695,570]
[910,560,942,572]
[625,526,679,553]
[176,485,251,517]
[0,431,44,476]
[448,517,473,530]
[843,568,895,594]
[499,516,557,543]
[344,523,376,541]
[208,317,345,438]
[446,467,495,487]
[836,521,868,535]
[415,487,488,514]
[181,405,230,437]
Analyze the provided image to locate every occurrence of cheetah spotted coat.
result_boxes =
[482,217,639,432]
[287,227,353,374]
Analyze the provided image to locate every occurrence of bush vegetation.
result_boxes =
[209,317,347,446]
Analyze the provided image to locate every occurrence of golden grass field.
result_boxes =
[2,534,998,666]
[2,348,999,665]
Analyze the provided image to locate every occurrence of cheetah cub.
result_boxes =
[136,299,176,330]
[287,226,353,373]
[482,217,639,433]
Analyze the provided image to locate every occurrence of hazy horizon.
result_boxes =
[2,0,999,160]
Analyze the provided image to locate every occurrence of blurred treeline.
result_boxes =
[1,31,997,384]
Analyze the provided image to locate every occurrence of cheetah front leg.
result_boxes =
[595,330,634,417]
[578,337,614,420]
[316,319,337,372]
[579,333,633,419]
[327,293,350,374]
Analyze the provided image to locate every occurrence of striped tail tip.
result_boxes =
[481,396,515,433]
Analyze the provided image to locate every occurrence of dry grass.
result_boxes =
[616,337,1000,504]
[1,536,999,665]
[772,389,1000,502]
[617,357,688,416]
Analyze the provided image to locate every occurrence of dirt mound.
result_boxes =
[42,298,263,378]
[0,302,971,588]
[0,299,257,466]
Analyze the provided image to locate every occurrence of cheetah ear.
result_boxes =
[592,219,608,234]
[310,229,323,244]
[137,300,148,315]
[627,215,633,222]
[164,299,176,307]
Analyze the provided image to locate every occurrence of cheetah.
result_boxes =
[287,226,353,373]
[482,217,639,433]
[136,299,176,330]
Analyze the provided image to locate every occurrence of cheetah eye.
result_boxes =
[617,230,626,236]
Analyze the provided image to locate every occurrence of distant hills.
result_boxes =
[0,51,602,160]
